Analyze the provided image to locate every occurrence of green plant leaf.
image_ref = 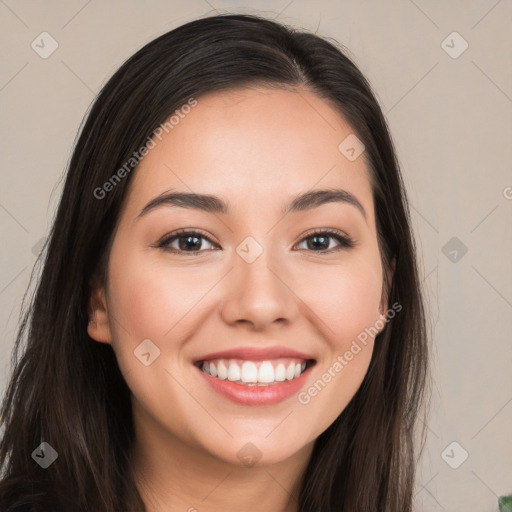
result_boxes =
[499,495,512,512]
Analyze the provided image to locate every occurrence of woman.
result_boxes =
[0,13,429,512]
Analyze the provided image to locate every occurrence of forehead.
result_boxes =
[123,85,373,219]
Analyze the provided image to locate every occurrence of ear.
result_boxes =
[87,285,112,344]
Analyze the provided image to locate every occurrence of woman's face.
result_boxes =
[89,85,388,467]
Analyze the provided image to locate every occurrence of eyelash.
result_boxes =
[155,227,355,256]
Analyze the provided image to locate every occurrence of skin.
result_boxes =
[88,85,391,512]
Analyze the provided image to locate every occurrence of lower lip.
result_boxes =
[195,364,314,406]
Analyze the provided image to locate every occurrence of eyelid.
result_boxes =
[297,227,353,243]
[294,227,355,251]
[161,227,217,242]
[155,227,219,250]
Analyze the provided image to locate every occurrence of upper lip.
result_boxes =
[193,346,316,364]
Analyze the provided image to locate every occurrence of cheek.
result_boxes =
[301,255,383,349]
[105,245,222,373]
[107,247,201,335]
[104,248,212,429]
[293,257,383,434]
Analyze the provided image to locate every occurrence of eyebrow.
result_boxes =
[137,188,367,221]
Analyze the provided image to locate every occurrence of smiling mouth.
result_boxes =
[194,358,316,386]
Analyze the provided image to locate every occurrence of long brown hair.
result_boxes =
[0,13,429,511]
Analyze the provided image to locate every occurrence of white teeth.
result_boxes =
[258,362,275,383]
[275,363,286,381]
[217,360,228,380]
[227,362,241,381]
[240,361,258,383]
[199,358,311,385]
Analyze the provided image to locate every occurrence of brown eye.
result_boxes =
[296,229,355,253]
[157,230,217,254]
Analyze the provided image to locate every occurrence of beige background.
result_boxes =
[1,1,511,511]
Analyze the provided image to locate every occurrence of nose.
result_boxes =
[219,250,300,331]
